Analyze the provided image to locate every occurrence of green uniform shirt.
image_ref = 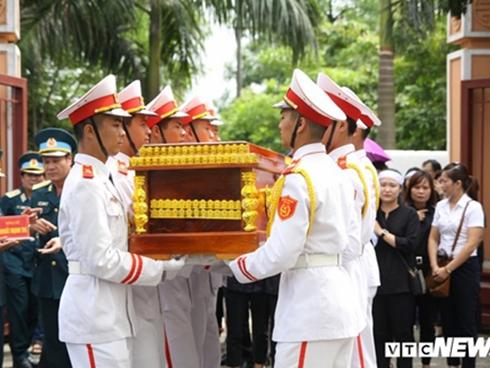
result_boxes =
[30,182,68,299]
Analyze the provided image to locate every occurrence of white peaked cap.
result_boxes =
[57,75,130,124]
[180,95,216,124]
[145,85,188,128]
[341,86,382,128]
[118,80,157,116]
[275,69,346,126]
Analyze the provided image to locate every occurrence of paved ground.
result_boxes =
[2,334,490,367]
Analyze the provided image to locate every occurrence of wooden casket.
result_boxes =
[128,141,286,259]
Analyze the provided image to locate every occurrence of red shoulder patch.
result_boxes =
[82,165,94,179]
[281,160,299,175]
[337,156,347,170]
[278,195,298,220]
[117,160,128,175]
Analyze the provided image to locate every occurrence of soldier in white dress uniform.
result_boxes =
[317,73,384,367]
[317,73,367,345]
[56,75,184,368]
[180,96,223,368]
[229,69,359,368]
[145,85,202,368]
[350,92,383,368]
[106,80,167,368]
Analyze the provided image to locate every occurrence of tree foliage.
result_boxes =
[221,4,451,151]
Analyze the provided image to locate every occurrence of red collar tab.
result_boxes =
[117,160,128,175]
[82,165,94,179]
[69,94,120,125]
[281,160,299,175]
[285,89,332,127]
[337,155,348,170]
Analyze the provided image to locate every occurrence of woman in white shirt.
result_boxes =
[428,163,484,368]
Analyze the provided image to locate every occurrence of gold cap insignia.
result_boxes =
[47,138,57,148]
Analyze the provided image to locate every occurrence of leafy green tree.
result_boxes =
[394,17,455,150]
[376,0,473,148]
[220,15,380,151]
[220,81,285,152]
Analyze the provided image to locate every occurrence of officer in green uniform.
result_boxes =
[0,148,21,367]
[30,128,76,368]
[0,152,45,368]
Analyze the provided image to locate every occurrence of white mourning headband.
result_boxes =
[379,169,404,186]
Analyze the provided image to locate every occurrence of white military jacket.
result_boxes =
[328,144,364,262]
[107,152,161,321]
[230,143,359,342]
[329,143,366,333]
[354,149,381,290]
[107,152,135,217]
[58,153,165,344]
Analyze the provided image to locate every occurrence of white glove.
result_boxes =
[161,257,186,281]
[210,260,233,276]
[186,255,217,265]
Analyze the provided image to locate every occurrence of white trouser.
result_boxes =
[132,286,165,368]
[132,312,165,368]
[66,338,131,368]
[190,294,221,368]
[352,292,378,368]
[159,276,200,368]
[275,338,355,368]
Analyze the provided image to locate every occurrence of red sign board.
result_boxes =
[0,215,31,240]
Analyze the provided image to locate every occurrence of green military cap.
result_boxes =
[18,151,45,175]
[34,128,77,157]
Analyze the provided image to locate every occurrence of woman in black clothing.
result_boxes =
[373,169,420,368]
[405,170,438,368]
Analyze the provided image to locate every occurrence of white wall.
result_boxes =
[384,150,449,175]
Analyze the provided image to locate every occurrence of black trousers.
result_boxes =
[415,293,437,365]
[225,289,274,366]
[0,305,4,367]
[373,292,415,368]
[442,256,480,368]
[5,273,38,362]
[38,297,71,368]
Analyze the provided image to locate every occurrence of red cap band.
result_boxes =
[146,101,178,128]
[69,94,120,125]
[285,89,332,127]
[326,93,361,121]
[359,113,374,128]
[121,96,144,114]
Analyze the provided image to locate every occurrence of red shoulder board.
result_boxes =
[281,160,299,175]
[117,160,128,175]
[337,156,347,170]
[82,165,94,179]
[278,195,298,220]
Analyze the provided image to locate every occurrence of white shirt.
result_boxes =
[107,152,162,321]
[432,193,484,258]
[230,143,359,342]
[58,153,165,344]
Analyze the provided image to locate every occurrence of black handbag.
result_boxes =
[397,252,427,296]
